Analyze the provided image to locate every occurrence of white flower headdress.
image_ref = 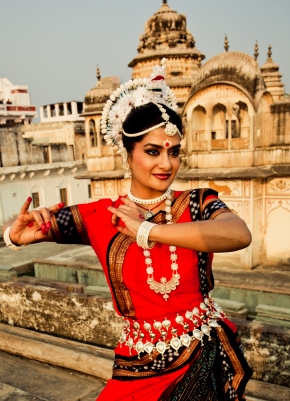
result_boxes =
[101,58,182,178]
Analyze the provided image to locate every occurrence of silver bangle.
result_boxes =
[3,226,28,251]
[136,221,157,249]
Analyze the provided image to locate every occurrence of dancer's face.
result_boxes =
[128,127,181,198]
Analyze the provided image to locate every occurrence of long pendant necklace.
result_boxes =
[138,188,180,300]
[138,199,165,219]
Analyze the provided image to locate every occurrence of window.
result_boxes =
[32,192,40,208]
[60,188,68,205]
[43,146,50,163]
[88,184,92,199]
[211,132,216,140]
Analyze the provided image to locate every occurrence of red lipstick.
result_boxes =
[153,174,171,180]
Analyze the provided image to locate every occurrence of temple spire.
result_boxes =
[267,44,272,61]
[224,34,229,52]
[254,41,259,61]
[96,65,101,81]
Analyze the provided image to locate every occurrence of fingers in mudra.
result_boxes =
[11,198,65,244]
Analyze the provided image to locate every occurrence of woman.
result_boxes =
[2,60,252,400]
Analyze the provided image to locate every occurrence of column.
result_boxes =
[96,117,101,156]
[55,104,60,117]
[227,111,232,150]
[64,103,68,116]
[71,101,78,117]
[40,106,44,122]
[85,118,91,157]
[249,115,254,149]
[47,105,51,118]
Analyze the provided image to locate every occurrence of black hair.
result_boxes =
[122,102,183,154]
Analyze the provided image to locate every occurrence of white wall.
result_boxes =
[0,166,91,225]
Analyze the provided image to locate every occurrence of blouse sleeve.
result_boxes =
[50,205,91,245]
[200,188,232,221]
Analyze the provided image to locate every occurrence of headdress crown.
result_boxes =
[101,59,181,178]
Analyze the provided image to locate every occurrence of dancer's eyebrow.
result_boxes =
[144,143,181,150]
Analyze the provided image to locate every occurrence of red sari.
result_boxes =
[51,189,252,401]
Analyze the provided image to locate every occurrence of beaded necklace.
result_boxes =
[133,188,180,300]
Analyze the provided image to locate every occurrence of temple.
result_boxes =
[79,1,290,270]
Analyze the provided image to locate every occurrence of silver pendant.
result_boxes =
[145,211,154,219]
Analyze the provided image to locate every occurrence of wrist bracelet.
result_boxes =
[3,226,28,251]
[136,221,157,249]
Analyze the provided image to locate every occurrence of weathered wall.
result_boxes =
[236,319,290,388]
[0,281,289,387]
[0,124,45,167]
[0,124,77,167]
[0,282,123,348]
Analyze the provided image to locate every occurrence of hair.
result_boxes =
[122,102,183,154]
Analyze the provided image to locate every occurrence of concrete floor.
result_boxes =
[0,351,106,401]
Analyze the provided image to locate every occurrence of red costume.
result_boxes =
[51,189,252,400]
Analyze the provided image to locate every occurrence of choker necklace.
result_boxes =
[138,199,165,219]
[128,187,171,205]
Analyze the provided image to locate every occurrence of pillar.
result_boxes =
[55,104,60,117]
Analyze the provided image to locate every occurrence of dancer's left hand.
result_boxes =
[107,198,144,238]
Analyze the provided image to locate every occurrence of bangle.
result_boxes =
[3,226,28,251]
[136,221,157,249]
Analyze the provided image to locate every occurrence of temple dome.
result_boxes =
[84,70,120,114]
[190,51,265,99]
[129,1,204,67]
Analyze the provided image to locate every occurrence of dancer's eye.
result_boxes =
[169,149,180,157]
[145,149,160,156]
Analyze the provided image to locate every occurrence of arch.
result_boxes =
[255,92,274,147]
[89,119,98,147]
[211,103,227,139]
[191,105,206,141]
[266,206,290,263]
[232,101,249,139]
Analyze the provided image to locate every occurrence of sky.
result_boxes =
[1,0,290,118]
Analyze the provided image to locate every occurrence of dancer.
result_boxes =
[3,60,252,400]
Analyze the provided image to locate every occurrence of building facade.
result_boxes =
[80,1,290,269]
[0,78,37,125]
[0,100,90,226]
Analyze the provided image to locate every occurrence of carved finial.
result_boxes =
[96,65,101,81]
[254,41,259,61]
[163,0,167,4]
[197,54,202,68]
[267,44,272,61]
[224,34,229,52]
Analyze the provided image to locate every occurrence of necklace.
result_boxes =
[140,188,180,300]
[128,187,172,205]
[138,199,165,219]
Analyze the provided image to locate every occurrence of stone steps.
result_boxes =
[256,304,290,328]
[213,297,248,319]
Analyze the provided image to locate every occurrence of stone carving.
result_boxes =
[266,199,290,216]
[92,181,102,197]
[202,180,241,197]
[267,178,290,194]
[253,179,263,197]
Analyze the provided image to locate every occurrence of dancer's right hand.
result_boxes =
[3,197,65,246]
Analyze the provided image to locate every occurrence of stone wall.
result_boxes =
[0,124,45,167]
[0,281,289,387]
[0,124,77,167]
[0,281,123,348]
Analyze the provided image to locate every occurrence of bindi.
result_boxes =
[163,139,172,148]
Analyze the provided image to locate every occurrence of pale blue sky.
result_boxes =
[1,0,289,114]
